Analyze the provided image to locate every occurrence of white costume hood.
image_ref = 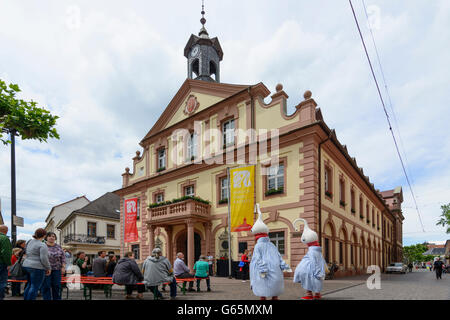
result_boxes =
[292,218,318,244]
[251,204,269,234]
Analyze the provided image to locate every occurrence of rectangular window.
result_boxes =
[324,238,330,263]
[269,231,285,255]
[360,197,364,218]
[350,188,355,214]
[324,166,332,197]
[220,177,229,201]
[131,244,140,260]
[136,199,140,220]
[238,242,248,254]
[158,148,166,170]
[184,185,195,197]
[187,133,197,160]
[339,242,343,264]
[267,164,284,191]
[155,193,164,203]
[87,222,97,237]
[107,224,115,239]
[222,119,235,147]
[339,179,345,203]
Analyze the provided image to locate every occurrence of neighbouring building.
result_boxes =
[445,240,450,265]
[44,196,90,246]
[114,10,404,276]
[57,192,120,263]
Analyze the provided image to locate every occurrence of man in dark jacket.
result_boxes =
[0,225,12,300]
[433,257,444,280]
[112,252,145,299]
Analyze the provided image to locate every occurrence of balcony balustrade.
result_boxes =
[148,198,211,223]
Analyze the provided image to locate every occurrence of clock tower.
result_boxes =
[184,3,223,82]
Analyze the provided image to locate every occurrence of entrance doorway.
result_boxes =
[176,231,201,262]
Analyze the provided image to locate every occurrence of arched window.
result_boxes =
[192,59,199,77]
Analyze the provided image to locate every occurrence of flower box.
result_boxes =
[359,215,364,219]
[325,191,333,198]
[265,187,284,196]
[157,166,166,172]
[351,208,356,214]
[340,200,346,207]
[219,198,228,205]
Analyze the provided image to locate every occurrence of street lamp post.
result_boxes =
[10,129,17,247]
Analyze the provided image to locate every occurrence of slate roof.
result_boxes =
[73,192,119,219]
[57,192,119,229]
[423,248,446,256]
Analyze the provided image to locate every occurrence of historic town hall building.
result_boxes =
[114,11,404,277]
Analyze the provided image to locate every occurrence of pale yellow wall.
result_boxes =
[129,152,148,183]
[165,91,224,129]
[254,99,298,131]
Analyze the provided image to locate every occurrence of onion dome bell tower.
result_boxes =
[184,2,223,82]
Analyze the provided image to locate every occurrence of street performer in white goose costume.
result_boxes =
[292,218,326,300]
[249,204,291,300]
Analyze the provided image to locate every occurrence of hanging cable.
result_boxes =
[348,0,425,232]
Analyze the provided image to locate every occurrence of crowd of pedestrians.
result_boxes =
[1,225,218,300]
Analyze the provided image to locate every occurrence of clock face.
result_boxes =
[190,45,199,58]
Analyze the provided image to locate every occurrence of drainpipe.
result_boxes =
[318,133,331,246]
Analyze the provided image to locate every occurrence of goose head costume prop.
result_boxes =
[249,203,291,300]
[251,203,269,241]
[292,217,326,300]
[293,218,320,247]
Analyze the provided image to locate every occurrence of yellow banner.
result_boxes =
[230,165,255,232]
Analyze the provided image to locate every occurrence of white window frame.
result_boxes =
[158,148,166,169]
[222,119,235,147]
[156,193,164,203]
[220,177,229,200]
[269,231,285,255]
[187,133,197,160]
[267,164,284,190]
[184,185,195,197]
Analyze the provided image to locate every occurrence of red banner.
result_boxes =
[124,198,138,243]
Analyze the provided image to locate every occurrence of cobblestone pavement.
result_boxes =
[324,269,450,300]
[4,274,367,300]
[5,269,446,300]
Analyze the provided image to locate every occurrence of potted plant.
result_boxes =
[351,208,356,214]
[157,166,166,172]
[325,190,333,198]
[340,200,346,207]
[219,198,228,204]
[265,187,284,196]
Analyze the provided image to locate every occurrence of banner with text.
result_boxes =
[124,198,139,242]
[230,165,255,232]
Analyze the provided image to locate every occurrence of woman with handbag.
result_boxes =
[10,248,25,296]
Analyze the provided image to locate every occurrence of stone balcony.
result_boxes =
[147,199,211,225]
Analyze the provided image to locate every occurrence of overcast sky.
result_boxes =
[0,0,449,245]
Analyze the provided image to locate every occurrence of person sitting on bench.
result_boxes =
[194,255,211,292]
[173,252,195,292]
[142,248,177,300]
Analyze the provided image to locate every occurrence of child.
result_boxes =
[293,218,326,300]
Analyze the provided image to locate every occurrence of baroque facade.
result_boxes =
[114,14,403,276]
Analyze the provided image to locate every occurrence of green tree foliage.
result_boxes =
[436,203,450,234]
[403,243,434,263]
[0,79,59,144]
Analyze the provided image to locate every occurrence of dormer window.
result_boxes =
[223,119,235,148]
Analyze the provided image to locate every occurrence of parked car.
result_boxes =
[386,262,407,274]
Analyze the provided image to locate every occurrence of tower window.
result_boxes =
[192,59,199,77]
